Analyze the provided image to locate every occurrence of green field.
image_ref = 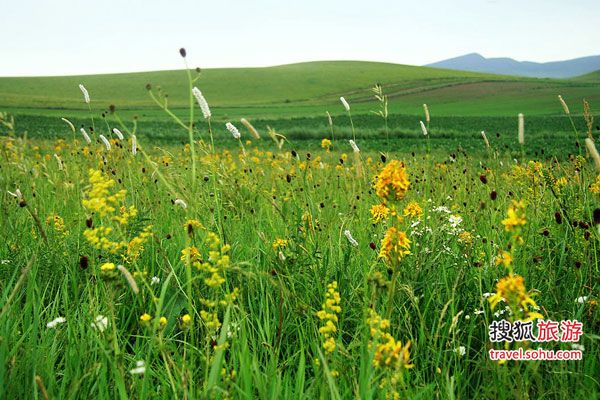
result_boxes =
[1,60,600,399]
[1,61,599,144]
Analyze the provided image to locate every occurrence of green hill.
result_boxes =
[575,68,600,81]
[0,61,599,117]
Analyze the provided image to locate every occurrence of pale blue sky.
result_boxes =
[2,0,598,76]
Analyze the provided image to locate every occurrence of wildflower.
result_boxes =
[585,138,600,172]
[340,96,350,112]
[373,160,410,201]
[192,87,212,119]
[46,317,66,329]
[184,219,203,234]
[488,273,543,321]
[321,138,332,150]
[150,276,160,285]
[558,95,570,115]
[343,229,359,246]
[455,346,466,357]
[501,200,526,232]
[423,103,430,123]
[174,199,187,209]
[112,128,124,140]
[316,281,341,354]
[226,122,241,139]
[99,134,111,151]
[100,262,116,272]
[91,315,108,332]
[240,118,260,139]
[140,313,152,322]
[495,250,513,267]
[129,360,146,375]
[61,117,75,132]
[370,203,390,223]
[481,131,490,148]
[419,120,428,136]
[518,113,524,145]
[449,214,462,228]
[575,296,588,304]
[379,227,411,265]
[181,314,191,325]
[373,333,413,369]
[200,310,221,330]
[53,154,63,170]
[79,84,90,104]
[403,202,423,218]
[80,128,91,144]
[272,238,288,251]
[349,139,360,153]
[159,316,167,327]
[131,135,137,156]
[117,265,139,295]
[458,231,474,245]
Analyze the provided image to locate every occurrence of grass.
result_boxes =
[0,59,599,399]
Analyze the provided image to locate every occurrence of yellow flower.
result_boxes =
[321,138,332,150]
[100,262,116,271]
[370,204,390,224]
[316,281,341,354]
[181,314,191,325]
[403,201,423,218]
[272,238,288,251]
[379,227,411,265]
[495,250,512,267]
[184,219,204,234]
[159,316,167,327]
[501,200,526,232]
[373,160,410,201]
[590,175,600,194]
[373,335,414,370]
[488,273,539,314]
[140,313,152,322]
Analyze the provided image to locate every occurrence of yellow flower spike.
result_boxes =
[373,160,410,201]
[370,204,390,224]
[100,262,116,272]
[379,227,411,265]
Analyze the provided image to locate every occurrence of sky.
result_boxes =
[2,0,599,76]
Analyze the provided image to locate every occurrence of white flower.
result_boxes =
[46,316,66,329]
[112,128,124,140]
[99,135,111,151]
[474,309,484,315]
[131,135,137,156]
[80,128,91,144]
[174,199,187,209]
[518,113,524,145]
[432,206,451,214]
[343,229,358,246]
[419,120,428,136]
[455,346,466,357]
[349,139,360,153]
[150,276,160,285]
[53,154,63,170]
[61,117,75,132]
[129,360,146,375]
[571,343,585,351]
[0,260,10,265]
[481,131,490,148]
[7,188,23,201]
[449,215,462,228]
[226,122,241,139]
[340,96,350,112]
[575,296,588,304]
[482,292,493,298]
[192,87,211,119]
[91,315,108,332]
[79,84,90,104]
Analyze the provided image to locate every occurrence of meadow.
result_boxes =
[0,57,599,399]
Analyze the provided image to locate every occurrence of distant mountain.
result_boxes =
[426,53,600,79]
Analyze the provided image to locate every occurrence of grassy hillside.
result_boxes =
[1,60,599,119]
[575,68,600,81]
